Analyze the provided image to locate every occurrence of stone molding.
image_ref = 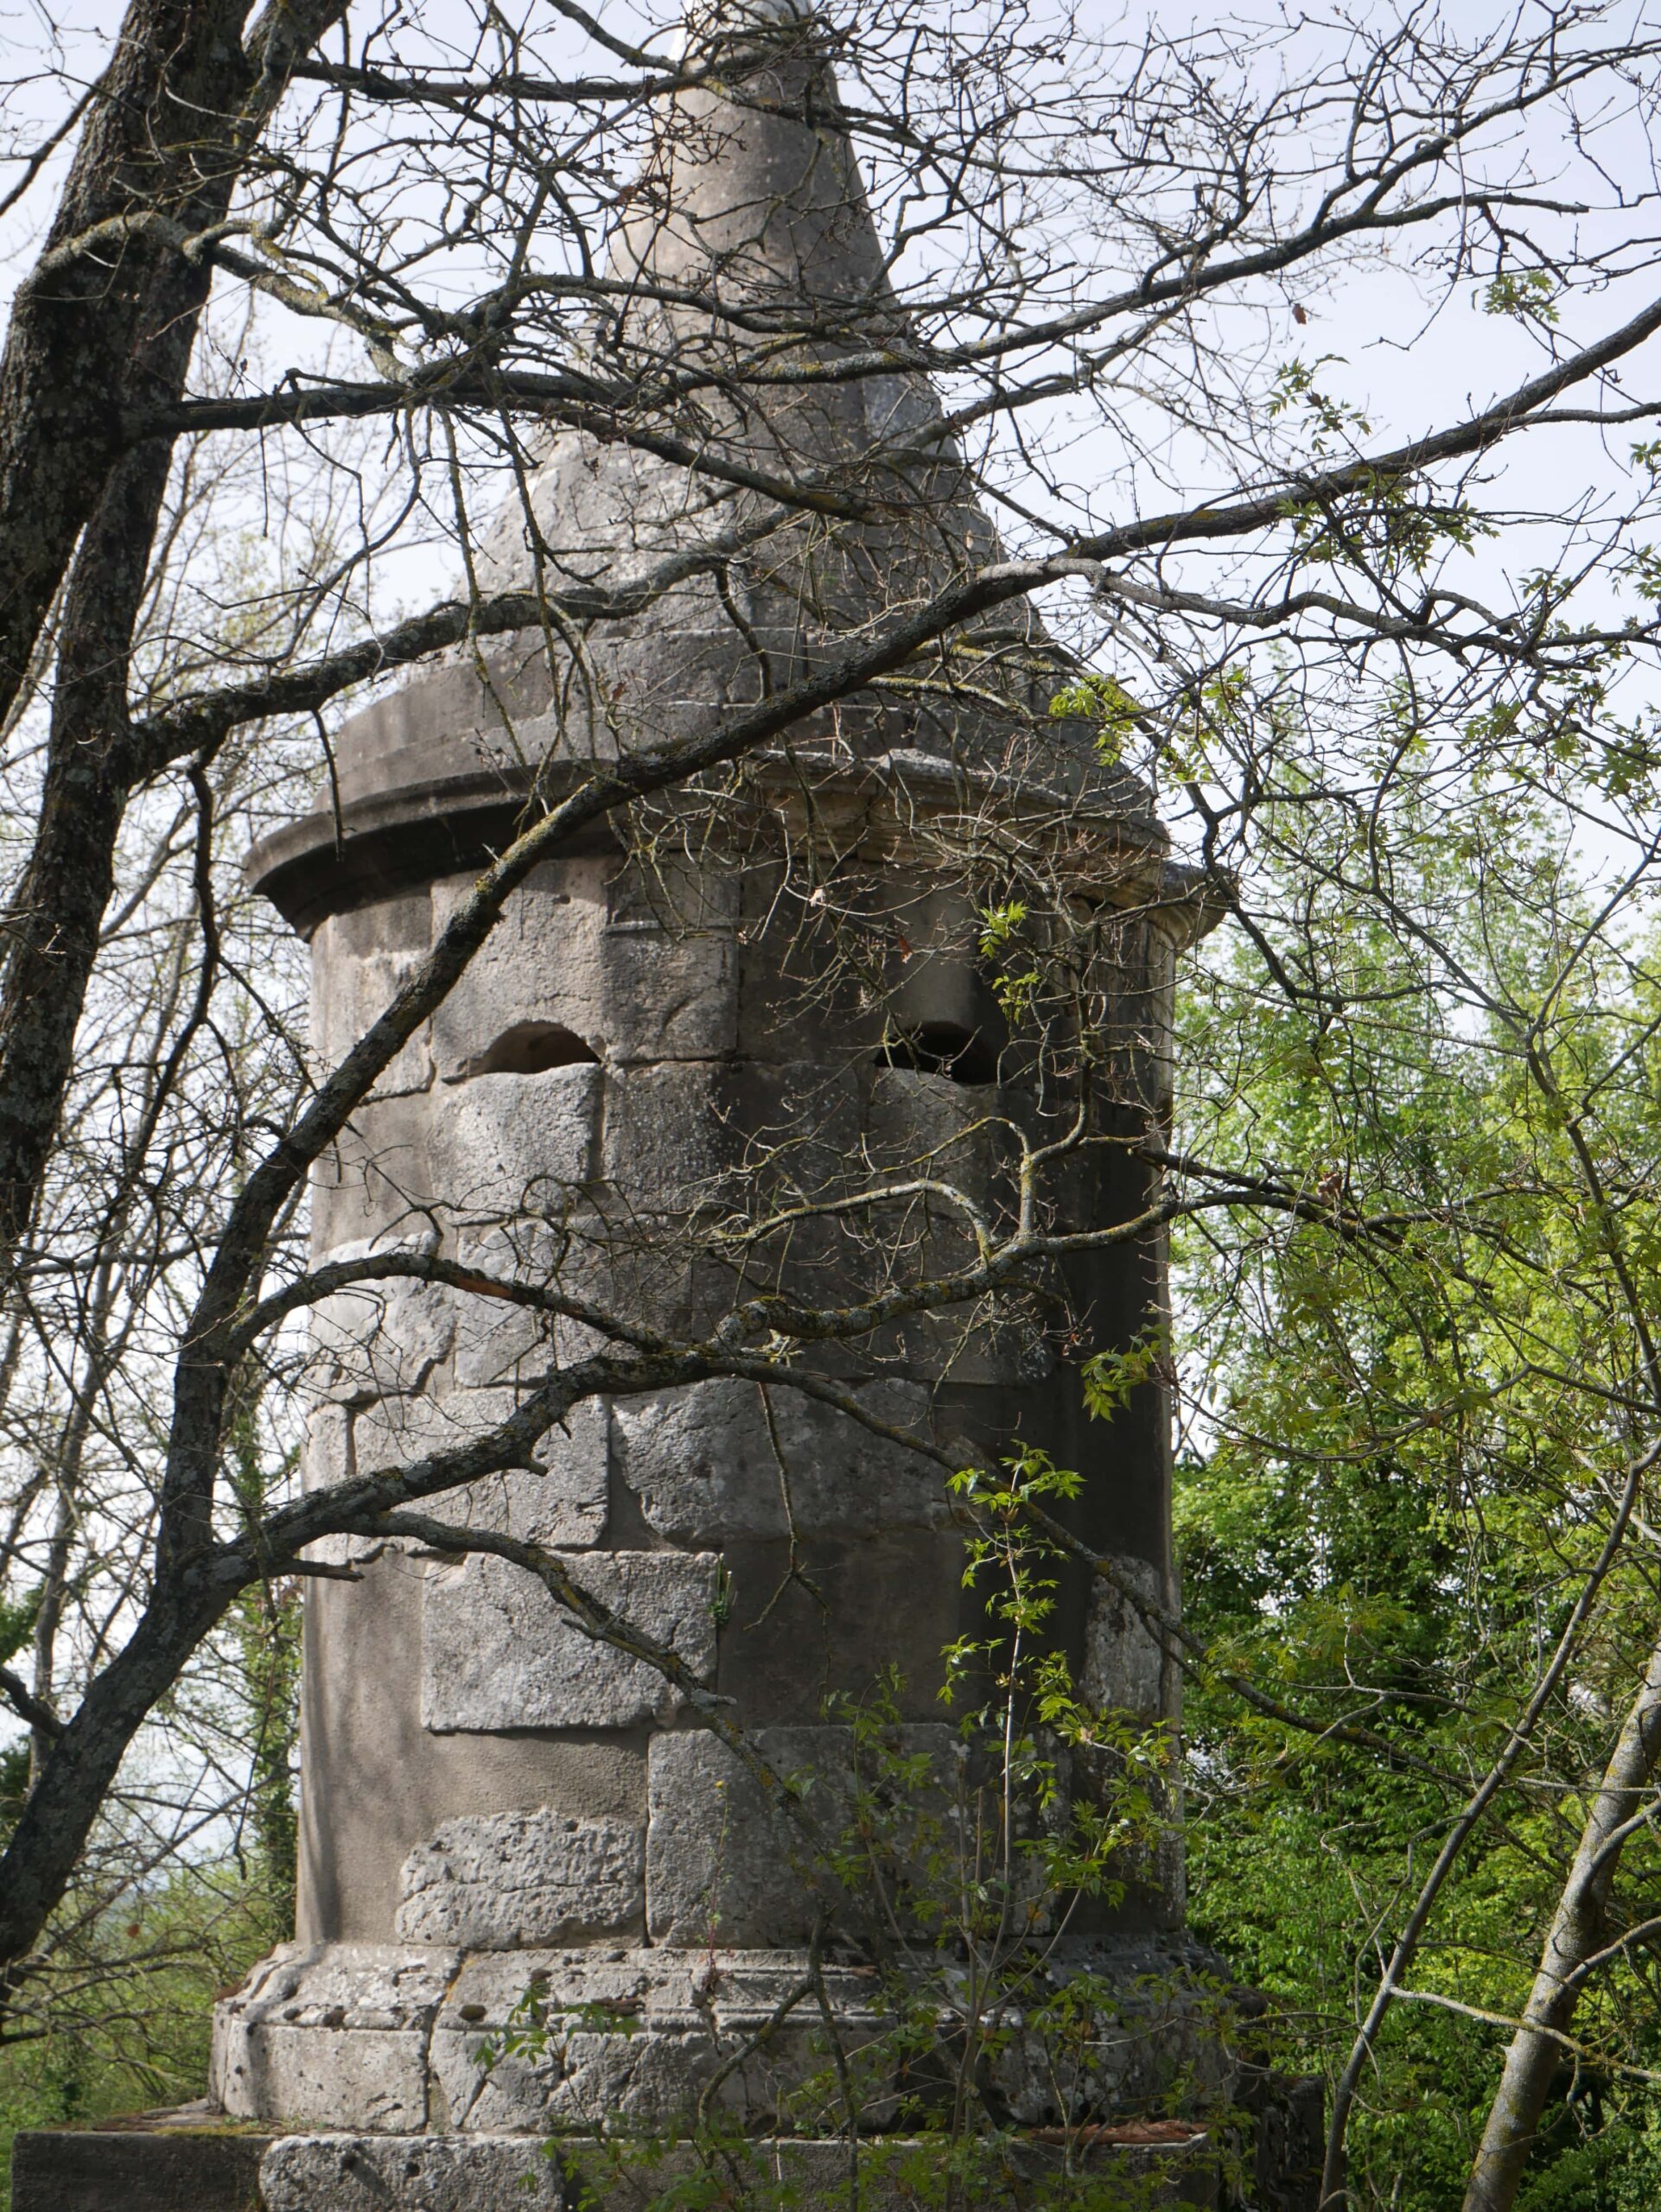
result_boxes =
[212,1935,1229,2139]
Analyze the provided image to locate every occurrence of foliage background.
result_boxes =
[1174,778,1661,2208]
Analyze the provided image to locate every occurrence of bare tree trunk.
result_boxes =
[0,0,346,1258]
[0,0,253,729]
[1463,1630,1661,2212]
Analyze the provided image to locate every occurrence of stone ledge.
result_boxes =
[211,1936,1238,2136]
[8,2120,1219,2212]
[10,2105,271,2212]
[260,2130,1225,2210]
[11,2098,1319,2211]
[263,2132,563,2209]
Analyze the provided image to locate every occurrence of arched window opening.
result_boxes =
[463,1022,601,1077]
[878,1022,998,1087]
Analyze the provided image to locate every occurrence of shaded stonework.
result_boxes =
[203,0,1230,2189]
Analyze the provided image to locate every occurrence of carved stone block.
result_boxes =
[612,1377,945,1543]
[210,1945,456,2132]
[436,1392,609,1546]
[599,1065,727,1208]
[428,1065,601,1222]
[422,1550,720,1732]
[1081,1556,1169,1722]
[396,1808,643,1945]
[449,1218,608,1382]
[429,864,735,1077]
[645,1726,851,1947]
[425,1948,874,2134]
[312,925,435,1100]
[309,1236,455,1405]
[645,1723,957,1947]
[311,1098,436,1255]
[261,2134,565,2212]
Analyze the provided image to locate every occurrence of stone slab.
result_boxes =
[429,862,736,1077]
[865,1065,1012,1183]
[425,1948,882,2134]
[646,1726,851,1946]
[215,1942,461,2031]
[215,2023,430,2132]
[596,1060,860,1216]
[396,1807,644,1945]
[258,2132,1220,2210]
[865,1300,1047,1389]
[565,2133,1223,2211]
[598,1063,727,1207]
[731,1062,864,1204]
[450,1220,617,1380]
[310,1096,435,1254]
[8,2122,1231,2212]
[709,1529,965,1719]
[646,1723,958,1947]
[980,1936,1237,2127]
[311,931,434,1099]
[210,1945,458,2128]
[308,1236,455,1406]
[261,2132,563,2210]
[1082,1555,1170,1723]
[440,2018,749,2134]
[612,1376,947,1542]
[10,2120,270,2212]
[428,1945,888,2039]
[427,1064,600,1220]
[322,892,434,962]
[348,1388,463,1479]
[421,1549,720,1731]
[436,1392,609,1545]
[337,1389,608,1544]
[207,1939,1244,2146]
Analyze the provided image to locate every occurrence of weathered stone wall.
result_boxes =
[288,842,1184,1966]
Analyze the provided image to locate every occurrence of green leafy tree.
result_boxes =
[1170,775,1661,2208]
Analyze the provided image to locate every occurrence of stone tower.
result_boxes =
[213,0,1211,2191]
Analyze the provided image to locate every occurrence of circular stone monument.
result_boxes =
[213,2,1219,2185]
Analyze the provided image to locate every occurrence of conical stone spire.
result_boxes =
[253,0,1151,929]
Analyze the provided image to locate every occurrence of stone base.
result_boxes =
[189,1938,1326,2207]
[210,1942,891,2135]
[10,2122,1225,2211]
[10,2100,1321,2211]
[266,2131,1228,2209]
[210,1936,1226,2137]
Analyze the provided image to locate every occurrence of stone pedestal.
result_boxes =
[259,2127,1230,2210]
[11,2096,1323,2211]
[212,1932,1225,2139]
[213,795,1199,2139]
